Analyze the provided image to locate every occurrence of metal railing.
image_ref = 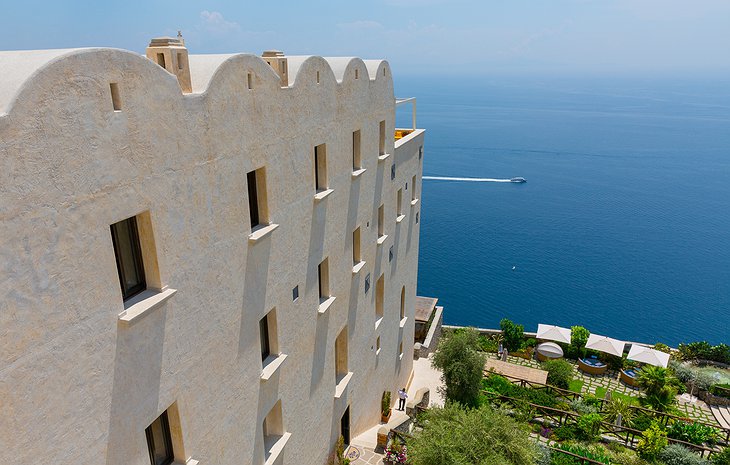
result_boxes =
[395,97,416,130]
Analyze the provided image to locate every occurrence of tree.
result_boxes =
[637,365,678,412]
[432,328,486,407]
[408,403,538,465]
[636,422,669,460]
[500,318,524,352]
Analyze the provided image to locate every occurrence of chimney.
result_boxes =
[146,35,192,93]
[262,50,288,87]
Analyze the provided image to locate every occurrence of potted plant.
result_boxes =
[381,391,392,423]
[384,438,407,464]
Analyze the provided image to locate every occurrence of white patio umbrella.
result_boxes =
[585,334,626,357]
[627,345,670,368]
[536,324,572,344]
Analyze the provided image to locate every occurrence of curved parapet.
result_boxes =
[0,48,392,117]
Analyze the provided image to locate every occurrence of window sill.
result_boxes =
[174,459,199,465]
[378,153,391,162]
[351,168,367,178]
[248,223,279,243]
[396,214,406,223]
[399,316,408,328]
[352,261,366,275]
[376,348,382,356]
[410,198,420,206]
[264,432,292,465]
[118,287,177,326]
[376,234,388,245]
[375,317,383,330]
[335,371,354,399]
[261,353,288,381]
[399,353,404,361]
[314,188,334,201]
[318,295,336,315]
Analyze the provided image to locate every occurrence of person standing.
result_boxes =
[397,388,408,411]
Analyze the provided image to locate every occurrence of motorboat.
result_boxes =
[510,177,526,183]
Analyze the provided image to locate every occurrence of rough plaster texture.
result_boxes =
[0,47,424,465]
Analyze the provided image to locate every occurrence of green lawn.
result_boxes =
[569,379,584,393]
[594,387,639,405]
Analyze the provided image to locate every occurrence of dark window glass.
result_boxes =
[318,263,324,298]
[292,286,299,301]
[364,273,371,294]
[391,164,396,180]
[110,217,146,300]
[247,170,260,228]
[259,316,270,361]
[314,146,321,190]
[389,246,394,262]
[145,411,174,465]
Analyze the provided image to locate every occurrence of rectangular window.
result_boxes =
[259,315,270,361]
[375,274,384,320]
[397,189,403,216]
[352,130,361,171]
[292,286,299,301]
[110,217,146,301]
[314,144,328,192]
[377,204,384,238]
[156,53,166,69]
[335,326,348,381]
[411,175,417,201]
[355,69,359,80]
[376,336,381,352]
[109,83,121,111]
[379,120,386,156]
[177,52,184,70]
[353,227,361,265]
[318,258,329,300]
[146,411,174,465]
[246,168,268,230]
[247,72,253,90]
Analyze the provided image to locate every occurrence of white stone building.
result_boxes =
[0,37,425,465]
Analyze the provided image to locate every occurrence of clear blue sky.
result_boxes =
[2,0,729,76]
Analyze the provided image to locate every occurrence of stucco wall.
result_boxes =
[0,48,424,465]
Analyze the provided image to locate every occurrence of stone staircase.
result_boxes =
[710,405,730,429]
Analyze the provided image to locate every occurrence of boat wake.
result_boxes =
[423,176,515,183]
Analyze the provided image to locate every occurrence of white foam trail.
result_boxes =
[423,176,513,183]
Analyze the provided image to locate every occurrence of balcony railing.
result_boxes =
[395,97,417,140]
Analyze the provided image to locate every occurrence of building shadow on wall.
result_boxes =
[239,234,273,359]
[105,307,167,465]
[308,201,328,395]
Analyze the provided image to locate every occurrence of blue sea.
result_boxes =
[395,75,730,347]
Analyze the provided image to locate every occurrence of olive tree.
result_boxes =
[432,328,486,407]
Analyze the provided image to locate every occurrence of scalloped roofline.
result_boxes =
[0,47,390,116]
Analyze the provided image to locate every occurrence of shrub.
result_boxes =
[654,342,672,354]
[524,337,537,349]
[710,384,730,398]
[574,412,604,440]
[477,335,499,353]
[381,391,392,415]
[636,422,668,459]
[710,447,730,465]
[604,354,624,371]
[553,425,577,441]
[407,403,538,465]
[536,443,551,465]
[500,318,524,352]
[677,342,730,364]
[602,397,635,426]
[632,412,656,432]
[569,398,598,415]
[432,328,486,407]
[659,444,709,465]
[482,374,558,407]
[543,359,574,389]
[555,443,612,465]
[667,420,719,445]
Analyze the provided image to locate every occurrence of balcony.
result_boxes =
[395,97,423,148]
